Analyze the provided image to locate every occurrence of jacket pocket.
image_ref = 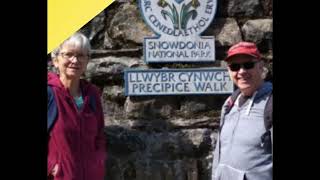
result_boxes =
[215,164,246,180]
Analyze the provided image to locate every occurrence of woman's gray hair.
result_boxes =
[51,32,91,59]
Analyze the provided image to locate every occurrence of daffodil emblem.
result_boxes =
[157,0,200,30]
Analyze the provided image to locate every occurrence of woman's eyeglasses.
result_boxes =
[228,61,258,71]
[59,52,89,62]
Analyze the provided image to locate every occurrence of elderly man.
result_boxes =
[212,42,273,180]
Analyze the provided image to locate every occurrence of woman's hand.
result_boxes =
[51,164,59,176]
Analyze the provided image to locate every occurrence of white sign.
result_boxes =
[125,68,234,96]
[139,0,218,63]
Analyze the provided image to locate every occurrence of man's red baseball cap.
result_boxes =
[225,42,261,61]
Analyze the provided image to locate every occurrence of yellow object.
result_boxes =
[48,0,114,54]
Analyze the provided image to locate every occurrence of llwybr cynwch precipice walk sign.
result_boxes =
[139,0,217,63]
[124,68,234,96]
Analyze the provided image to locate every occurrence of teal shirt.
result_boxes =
[74,95,84,110]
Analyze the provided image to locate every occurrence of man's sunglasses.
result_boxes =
[228,61,258,71]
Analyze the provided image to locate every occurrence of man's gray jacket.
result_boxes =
[212,82,273,180]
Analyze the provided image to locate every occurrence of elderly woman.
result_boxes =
[47,32,106,180]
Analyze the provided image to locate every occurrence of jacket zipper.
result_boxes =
[228,108,241,163]
[70,94,88,180]
[79,97,89,180]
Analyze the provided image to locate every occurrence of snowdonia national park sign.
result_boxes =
[139,0,217,63]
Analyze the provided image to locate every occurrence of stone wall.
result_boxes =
[48,0,272,179]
